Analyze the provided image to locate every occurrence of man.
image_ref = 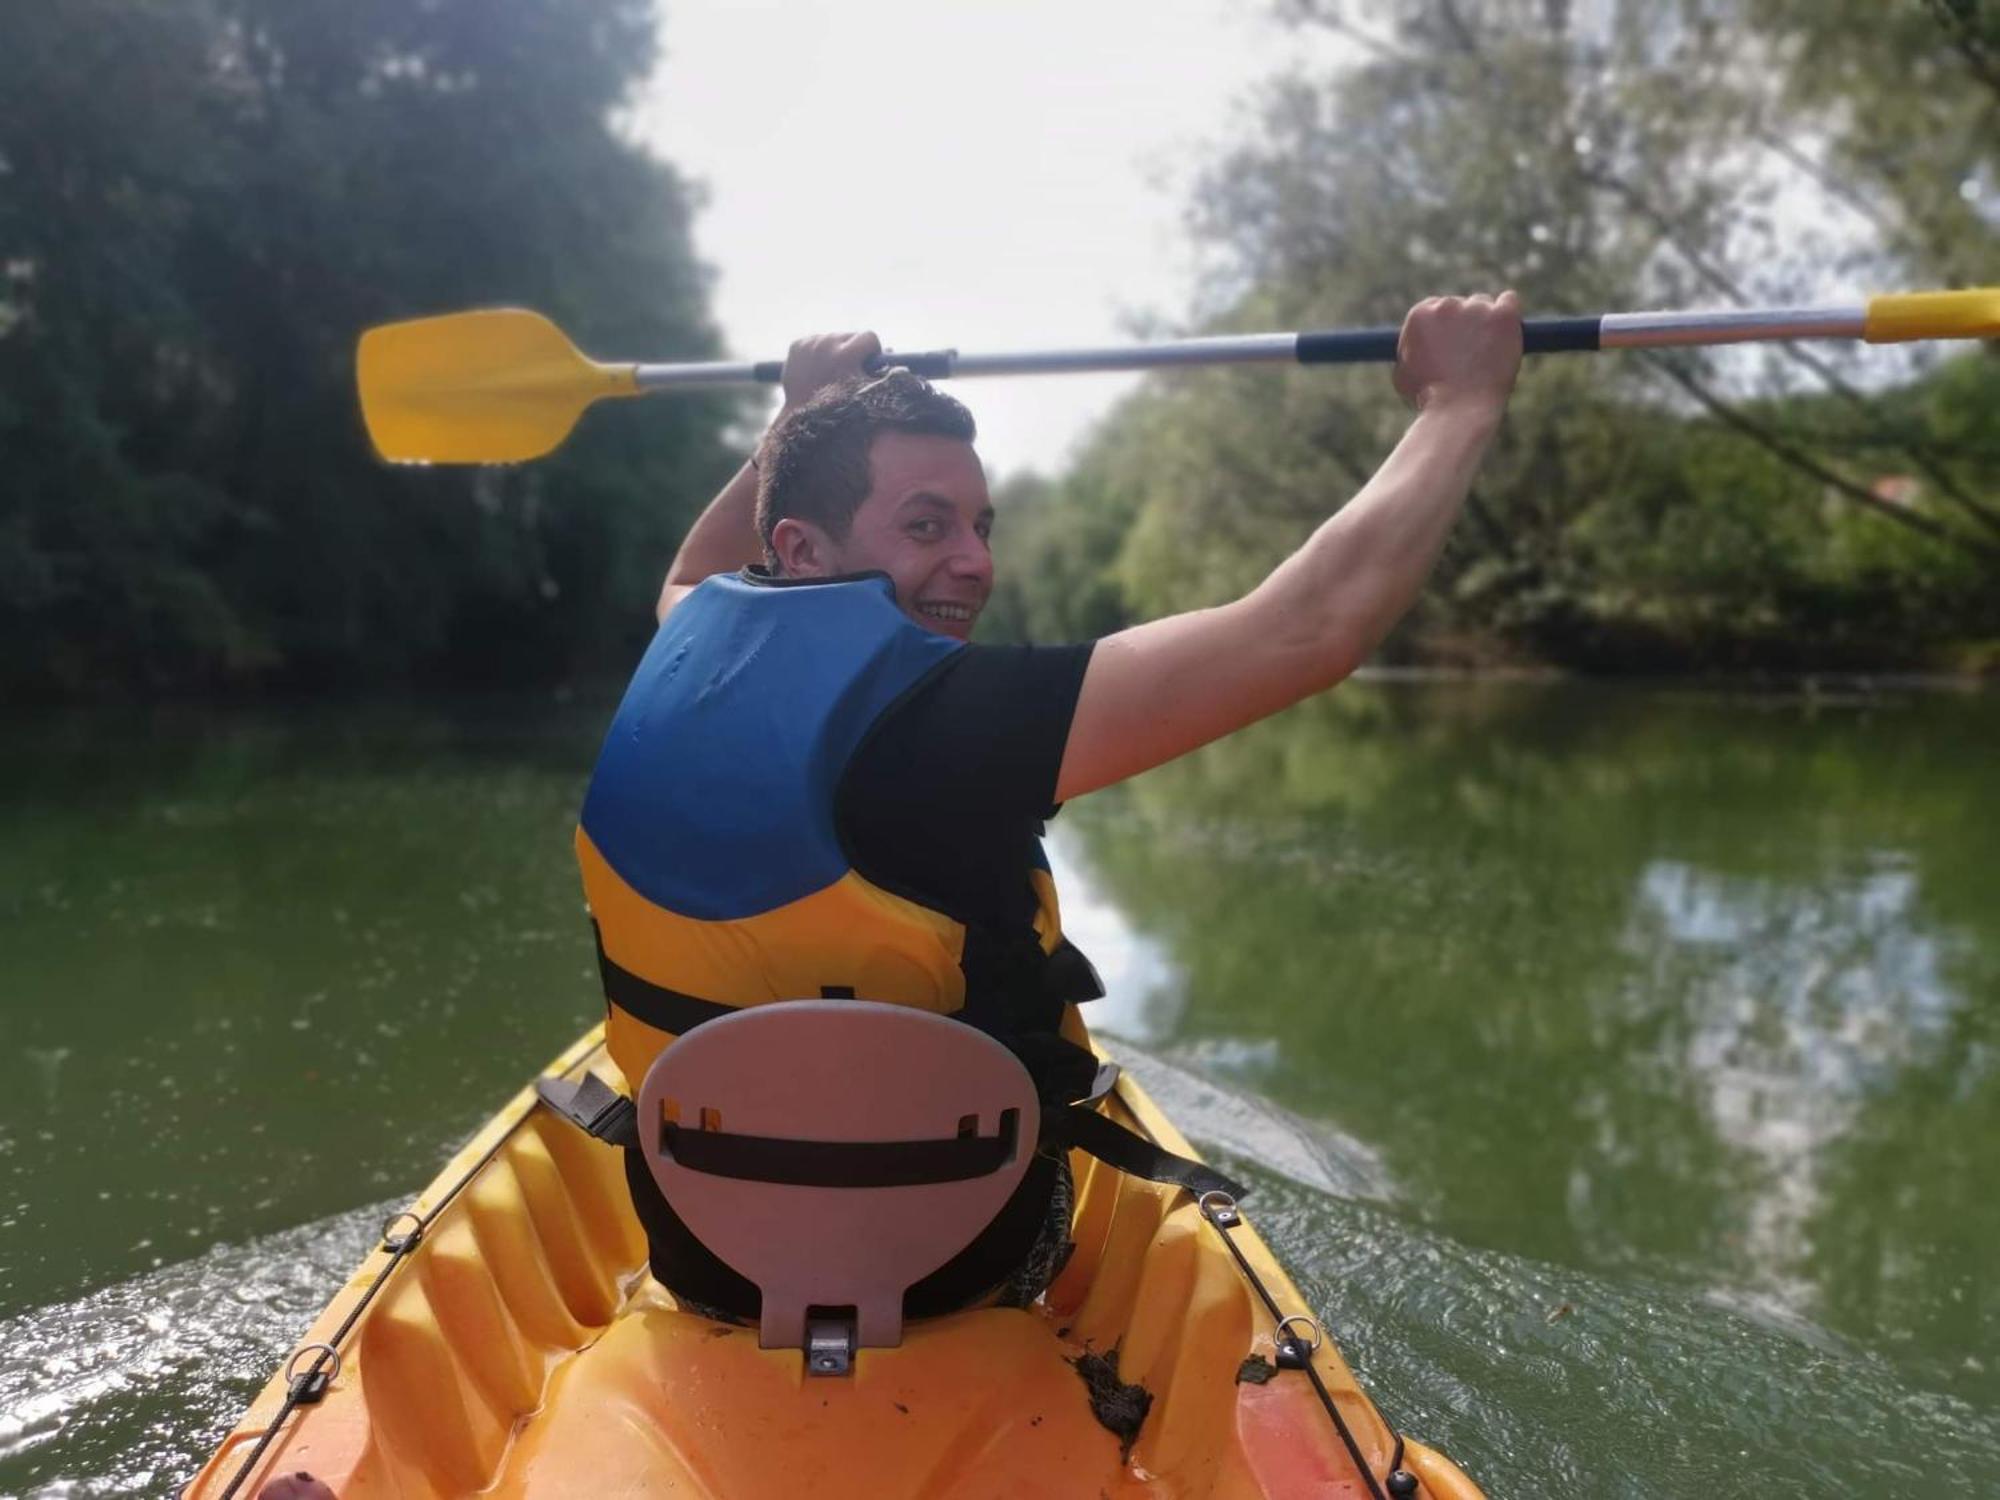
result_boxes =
[576,295,1522,1319]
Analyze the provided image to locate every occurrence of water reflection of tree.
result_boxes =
[1805,964,2000,1407]
[1064,680,1999,1388]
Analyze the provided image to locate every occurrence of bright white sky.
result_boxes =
[630,1,1347,477]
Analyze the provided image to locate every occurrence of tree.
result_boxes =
[0,0,739,698]
[1006,0,1998,669]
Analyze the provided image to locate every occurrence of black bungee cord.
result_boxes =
[1197,1190,1417,1500]
[211,1125,517,1500]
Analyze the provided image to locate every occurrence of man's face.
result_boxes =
[806,431,996,641]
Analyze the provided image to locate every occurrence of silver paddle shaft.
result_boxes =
[1600,305,1865,347]
[630,304,1870,389]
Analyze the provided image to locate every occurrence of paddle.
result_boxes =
[358,290,1999,465]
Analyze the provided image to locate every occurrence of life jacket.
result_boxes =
[554,569,1242,1235]
[575,569,1103,1103]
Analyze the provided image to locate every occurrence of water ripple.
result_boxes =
[0,1205,384,1498]
[1215,1142,2000,1497]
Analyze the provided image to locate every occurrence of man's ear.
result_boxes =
[769,517,836,577]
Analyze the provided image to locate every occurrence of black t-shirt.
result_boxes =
[835,640,1096,934]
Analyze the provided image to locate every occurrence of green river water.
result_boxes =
[1,679,1995,1496]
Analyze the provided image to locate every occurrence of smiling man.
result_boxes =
[578,304,1521,1320]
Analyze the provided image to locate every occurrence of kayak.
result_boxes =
[185,1025,1486,1499]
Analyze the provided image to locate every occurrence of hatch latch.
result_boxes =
[806,1315,855,1376]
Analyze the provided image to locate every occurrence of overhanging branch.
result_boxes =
[1582,167,2000,539]
[1644,354,2000,564]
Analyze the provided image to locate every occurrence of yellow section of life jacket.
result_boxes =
[579,828,1067,1090]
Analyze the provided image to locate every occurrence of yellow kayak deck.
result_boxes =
[186,1027,1485,1499]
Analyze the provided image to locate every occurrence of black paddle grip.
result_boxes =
[1523,316,1602,353]
[1297,315,1602,365]
[864,348,957,379]
[1295,327,1401,364]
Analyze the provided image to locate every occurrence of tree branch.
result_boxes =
[1273,2,1411,63]
[1643,354,2000,564]
[1744,123,1905,245]
[1582,166,2000,538]
[1925,0,2000,105]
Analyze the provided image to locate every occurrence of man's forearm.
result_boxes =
[1250,400,1502,685]
[657,453,764,618]
[1055,295,1517,803]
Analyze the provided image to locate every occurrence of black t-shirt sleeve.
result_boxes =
[836,640,1095,932]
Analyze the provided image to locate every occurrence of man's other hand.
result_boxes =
[1392,292,1523,415]
[781,331,883,412]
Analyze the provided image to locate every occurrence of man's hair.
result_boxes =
[754,369,977,563]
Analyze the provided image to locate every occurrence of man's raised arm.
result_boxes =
[1054,292,1522,803]
[655,331,883,622]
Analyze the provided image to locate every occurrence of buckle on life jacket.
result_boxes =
[536,1069,639,1150]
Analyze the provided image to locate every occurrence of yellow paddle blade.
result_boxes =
[357,308,639,464]
[1864,288,2000,344]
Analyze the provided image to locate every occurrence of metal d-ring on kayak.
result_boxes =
[208,1142,514,1500]
[1198,1188,1416,1500]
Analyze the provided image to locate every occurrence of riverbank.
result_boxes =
[7,635,1997,715]
[1382,622,2000,683]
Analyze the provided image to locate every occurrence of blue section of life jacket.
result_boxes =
[579,572,964,921]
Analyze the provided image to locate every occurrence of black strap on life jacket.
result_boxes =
[546,1018,1244,1206]
[590,922,737,1036]
[1046,1106,1244,1200]
[541,1068,1245,1201]
[591,924,1108,1042]
[579,924,1246,1201]
[591,920,1103,1099]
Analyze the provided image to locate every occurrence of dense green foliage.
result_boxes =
[0,0,737,699]
[5,3,1992,691]
[991,1,2000,670]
